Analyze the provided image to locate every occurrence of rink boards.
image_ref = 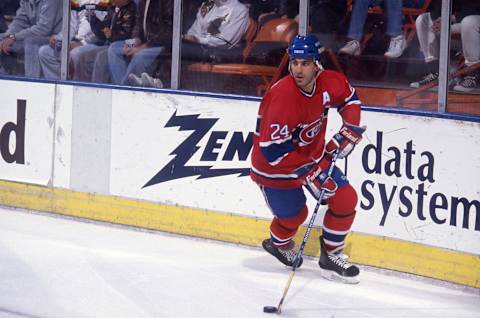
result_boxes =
[1,79,479,288]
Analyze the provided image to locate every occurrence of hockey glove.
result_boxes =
[305,164,338,201]
[301,157,335,200]
[326,123,366,159]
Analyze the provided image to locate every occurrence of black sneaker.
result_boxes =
[409,72,439,88]
[453,73,479,92]
[262,239,303,268]
[319,240,359,284]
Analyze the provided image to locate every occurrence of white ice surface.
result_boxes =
[0,206,478,318]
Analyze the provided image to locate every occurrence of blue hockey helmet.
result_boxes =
[287,34,324,61]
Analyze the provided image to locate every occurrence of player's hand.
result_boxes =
[304,157,337,200]
[325,123,366,159]
[304,156,330,183]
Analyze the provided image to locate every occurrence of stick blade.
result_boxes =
[263,306,278,313]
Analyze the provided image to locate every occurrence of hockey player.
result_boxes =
[250,34,365,284]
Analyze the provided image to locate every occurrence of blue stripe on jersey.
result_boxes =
[260,140,295,164]
[255,117,261,134]
[337,92,360,112]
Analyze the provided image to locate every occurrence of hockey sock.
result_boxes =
[270,206,308,248]
[322,209,356,253]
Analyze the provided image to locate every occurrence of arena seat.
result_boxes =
[188,18,298,95]
[187,17,258,74]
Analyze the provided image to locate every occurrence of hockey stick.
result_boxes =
[263,151,340,314]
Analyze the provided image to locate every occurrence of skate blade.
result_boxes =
[320,269,360,284]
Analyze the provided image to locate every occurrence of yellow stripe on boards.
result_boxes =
[0,180,478,288]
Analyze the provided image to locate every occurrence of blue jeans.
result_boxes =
[348,0,425,40]
[107,40,164,85]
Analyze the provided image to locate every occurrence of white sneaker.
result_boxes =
[339,40,361,56]
[127,73,143,86]
[384,34,406,58]
[141,72,164,88]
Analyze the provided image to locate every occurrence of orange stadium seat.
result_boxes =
[188,18,298,95]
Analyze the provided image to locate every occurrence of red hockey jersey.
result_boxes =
[250,70,361,188]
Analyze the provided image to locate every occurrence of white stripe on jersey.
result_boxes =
[259,135,292,147]
[269,153,289,166]
[345,100,361,106]
[251,165,298,179]
[344,87,356,102]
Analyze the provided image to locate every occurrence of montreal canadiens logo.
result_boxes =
[299,118,323,145]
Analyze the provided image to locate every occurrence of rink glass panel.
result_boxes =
[0,0,478,117]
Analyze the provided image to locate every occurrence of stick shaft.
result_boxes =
[275,152,340,313]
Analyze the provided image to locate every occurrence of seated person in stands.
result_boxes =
[182,0,249,63]
[107,0,172,85]
[38,1,105,80]
[339,0,425,59]
[72,0,136,82]
[0,0,19,33]
[0,0,62,77]
[409,0,480,92]
[129,0,249,87]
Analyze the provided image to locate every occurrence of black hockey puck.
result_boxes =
[263,306,278,313]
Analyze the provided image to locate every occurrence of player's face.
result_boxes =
[289,58,319,92]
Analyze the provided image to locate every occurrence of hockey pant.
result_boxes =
[260,168,357,252]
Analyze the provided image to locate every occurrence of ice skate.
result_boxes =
[262,239,303,268]
[318,238,359,284]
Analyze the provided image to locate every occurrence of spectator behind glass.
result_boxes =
[339,0,425,59]
[37,0,105,80]
[0,0,63,77]
[73,0,136,82]
[129,0,249,88]
[182,0,249,63]
[0,0,19,33]
[310,0,347,51]
[409,0,480,92]
[107,0,173,85]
